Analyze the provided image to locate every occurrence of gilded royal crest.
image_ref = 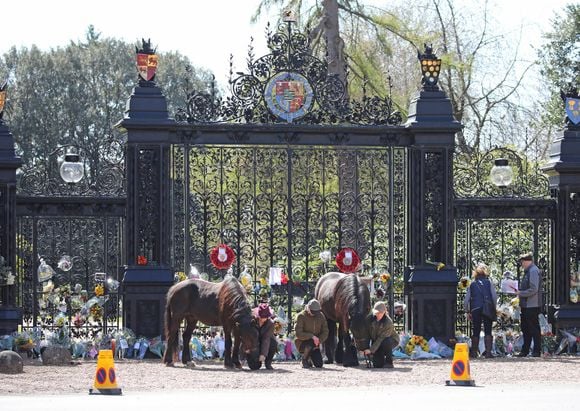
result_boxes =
[265,72,313,123]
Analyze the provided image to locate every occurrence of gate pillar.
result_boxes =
[0,88,23,333]
[542,93,580,329]
[116,42,175,337]
[403,47,461,341]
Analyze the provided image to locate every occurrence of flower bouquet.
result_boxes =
[14,332,35,351]
[405,334,430,355]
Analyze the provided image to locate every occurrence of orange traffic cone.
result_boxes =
[445,342,476,386]
[89,349,123,395]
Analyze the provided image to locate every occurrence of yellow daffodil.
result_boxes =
[94,284,104,297]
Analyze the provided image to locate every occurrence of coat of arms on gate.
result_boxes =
[136,38,158,82]
[265,72,313,123]
[565,98,580,125]
[176,12,402,126]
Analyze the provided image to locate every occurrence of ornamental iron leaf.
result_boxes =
[176,21,402,126]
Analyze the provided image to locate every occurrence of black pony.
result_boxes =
[163,276,259,368]
[314,272,371,366]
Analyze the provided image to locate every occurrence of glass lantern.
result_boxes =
[489,158,514,188]
[59,153,84,184]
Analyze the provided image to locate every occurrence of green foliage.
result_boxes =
[0,27,211,169]
[538,4,580,127]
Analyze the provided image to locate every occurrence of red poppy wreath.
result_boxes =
[209,244,236,270]
[335,247,361,274]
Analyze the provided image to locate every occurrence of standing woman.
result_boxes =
[464,263,498,358]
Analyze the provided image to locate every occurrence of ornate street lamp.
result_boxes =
[59,151,84,184]
[489,158,514,188]
[418,44,442,90]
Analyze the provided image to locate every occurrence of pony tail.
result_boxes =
[164,300,172,339]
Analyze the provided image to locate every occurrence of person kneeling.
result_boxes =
[248,303,278,370]
[360,301,399,369]
[294,299,329,369]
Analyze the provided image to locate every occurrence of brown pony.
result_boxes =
[315,272,371,366]
[162,276,259,368]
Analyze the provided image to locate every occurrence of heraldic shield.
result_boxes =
[137,53,158,82]
[566,98,580,125]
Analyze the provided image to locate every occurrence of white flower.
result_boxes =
[319,250,331,263]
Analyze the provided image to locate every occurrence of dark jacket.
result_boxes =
[361,313,400,354]
[257,318,275,358]
[294,309,329,349]
[519,264,542,308]
[464,276,498,313]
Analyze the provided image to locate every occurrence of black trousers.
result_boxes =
[300,339,324,368]
[248,336,277,370]
[521,307,541,355]
[372,337,395,368]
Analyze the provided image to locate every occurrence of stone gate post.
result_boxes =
[542,91,580,329]
[404,47,461,342]
[116,42,175,338]
[0,86,23,334]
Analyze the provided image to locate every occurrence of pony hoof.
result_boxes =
[186,362,196,368]
[234,363,243,370]
[164,362,174,367]
[324,359,334,365]
[224,364,234,369]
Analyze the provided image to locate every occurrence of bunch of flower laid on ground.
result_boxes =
[405,334,430,355]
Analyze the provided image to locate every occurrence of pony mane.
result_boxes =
[219,276,252,321]
[335,274,368,317]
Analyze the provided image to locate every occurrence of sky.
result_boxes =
[1,0,573,88]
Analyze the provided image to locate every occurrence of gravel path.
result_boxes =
[2,356,580,395]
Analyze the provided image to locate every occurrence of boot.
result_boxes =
[484,335,493,359]
[265,359,274,370]
[470,336,480,358]
[301,345,312,368]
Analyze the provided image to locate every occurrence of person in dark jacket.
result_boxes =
[464,263,498,358]
[359,301,399,368]
[250,302,277,370]
[294,299,329,368]
[516,252,542,357]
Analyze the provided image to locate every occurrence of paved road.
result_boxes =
[0,383,577,410]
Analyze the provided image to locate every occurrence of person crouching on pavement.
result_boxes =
[249,302,278,370]
[294,299,329,368]
[360,301,399,368]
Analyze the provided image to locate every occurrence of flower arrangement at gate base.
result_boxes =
[209,243,236,270]
[405,335,430,355]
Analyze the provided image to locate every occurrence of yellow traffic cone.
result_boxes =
[445,342,476,386]
[89,349,123,395]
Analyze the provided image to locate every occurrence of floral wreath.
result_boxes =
[335,247,360,274]
[209,244,236,270]
[405,335,430,355]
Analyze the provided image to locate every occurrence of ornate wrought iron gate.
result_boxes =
[169,144,407,296]
[15,145,125,337]
[453,147,556,334]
